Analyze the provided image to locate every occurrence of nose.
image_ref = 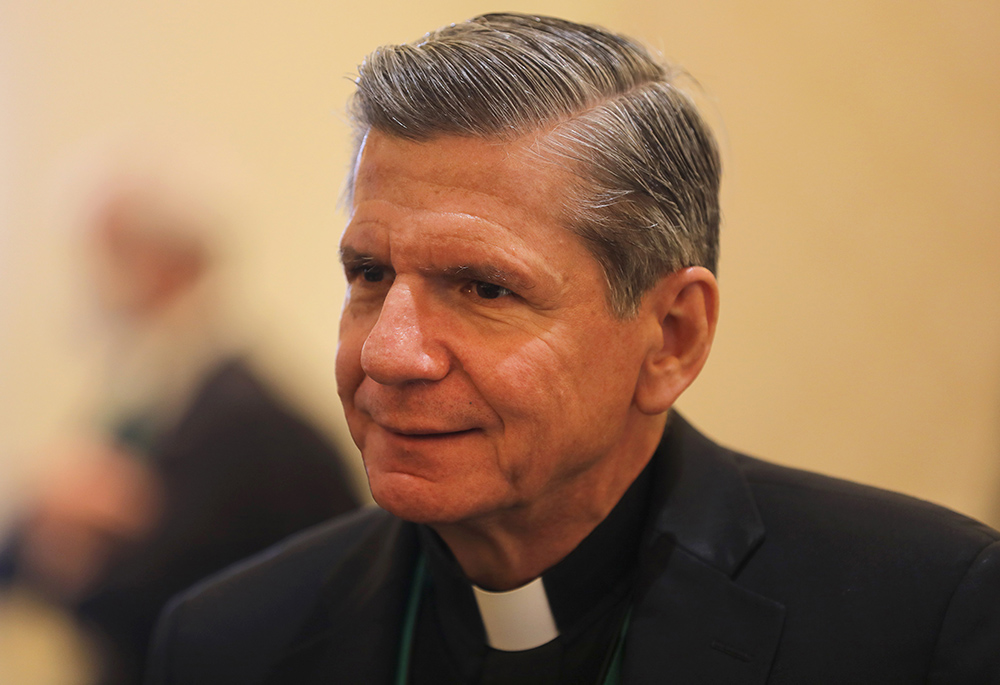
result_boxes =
[360,281,450,385]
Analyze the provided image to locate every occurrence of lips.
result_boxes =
[378,424,478,438]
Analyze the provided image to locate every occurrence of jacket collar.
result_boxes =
[625,412,785,684]
[647,411,766,576]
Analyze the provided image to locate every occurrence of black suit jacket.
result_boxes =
[146,413,1000,684]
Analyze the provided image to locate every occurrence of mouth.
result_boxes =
[380,426,478,439]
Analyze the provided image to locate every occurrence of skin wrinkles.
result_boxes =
[344,205,563,302]
[336,130,688,589]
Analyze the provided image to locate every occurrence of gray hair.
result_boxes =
[349,13,720,317]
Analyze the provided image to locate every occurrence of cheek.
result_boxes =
[477,339,624,492]
[335,315,369,403]
[335,330,375,453]
[488,325,639,427]
[486,337,580,428]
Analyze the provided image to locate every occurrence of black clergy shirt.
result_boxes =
[410,461,654,685]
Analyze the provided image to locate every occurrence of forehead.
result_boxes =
[344,131,599,277]
[351,130,567,217]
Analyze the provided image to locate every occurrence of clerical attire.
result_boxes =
[409,464,652,685]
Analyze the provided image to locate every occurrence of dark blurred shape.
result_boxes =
[0,147,360,685]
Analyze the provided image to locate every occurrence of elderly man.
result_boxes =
[146,13,1000,684]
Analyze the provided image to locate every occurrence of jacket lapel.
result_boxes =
[623,413,786,684]
[263,514,420,685]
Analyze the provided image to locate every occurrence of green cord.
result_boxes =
[601,606,632,685]
[395,554,427,685]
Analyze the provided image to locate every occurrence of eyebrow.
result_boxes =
[437,264,535,293]
[339,246,378,268]
[340,246,534,292]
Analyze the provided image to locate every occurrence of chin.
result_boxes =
[368,471,493,526]
[369,471,453,523]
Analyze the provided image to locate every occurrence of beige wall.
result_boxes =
[1,2,997,526]
[619,2,1000,525]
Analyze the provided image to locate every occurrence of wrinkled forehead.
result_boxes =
[341,130,616,307]
[350,130,577,231]
[349,127,574,206]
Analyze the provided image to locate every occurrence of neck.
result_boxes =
[433,413,666,590]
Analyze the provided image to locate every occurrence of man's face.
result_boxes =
[336,131,656,526]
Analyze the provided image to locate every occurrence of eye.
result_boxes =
[362,265,384,283]
[473,281,513,300]
[343,259,392,291]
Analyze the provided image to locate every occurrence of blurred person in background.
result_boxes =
[0,144,360,685]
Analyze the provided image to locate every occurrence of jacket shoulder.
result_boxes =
[146,507,401,685]
[185,505,398,604]
[730,454,1000,681]
[736,453,999,550]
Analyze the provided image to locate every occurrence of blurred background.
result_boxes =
[0,1,997,681]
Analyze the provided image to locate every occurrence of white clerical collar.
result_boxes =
[472,577,560,651]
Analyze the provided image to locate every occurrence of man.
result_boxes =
[0,166,359,684]
[146,13,1000,684]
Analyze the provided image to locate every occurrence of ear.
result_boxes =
[634,266,719,415]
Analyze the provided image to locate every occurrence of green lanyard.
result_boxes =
[394,555,428,685]
[394,555,631,685]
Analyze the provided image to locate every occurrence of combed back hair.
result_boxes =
[349,12,721,317]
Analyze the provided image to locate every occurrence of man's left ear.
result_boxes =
[634,266,719,415]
